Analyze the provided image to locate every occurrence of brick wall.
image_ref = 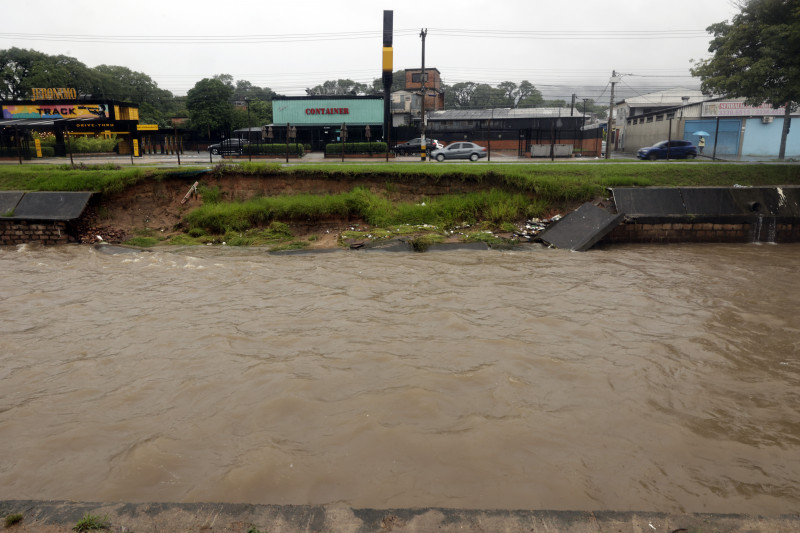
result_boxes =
[603,220,800,244]
[0,220,72,245]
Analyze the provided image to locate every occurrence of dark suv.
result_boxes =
[637,140,698,160]
[393,137,440,155]
[208,138,249,155]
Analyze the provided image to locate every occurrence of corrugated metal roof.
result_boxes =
[623,88,706,108]
[428,107,578,121]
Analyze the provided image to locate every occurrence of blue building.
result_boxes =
[619,92,799,159]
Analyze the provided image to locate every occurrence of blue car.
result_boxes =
[637,140,698,160]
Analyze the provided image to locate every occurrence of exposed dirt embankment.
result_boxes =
[76,172,516,247]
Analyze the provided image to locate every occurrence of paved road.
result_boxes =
[1,151,792,166]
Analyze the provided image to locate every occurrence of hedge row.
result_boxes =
[242,143,305,156]
[325,142,388,155]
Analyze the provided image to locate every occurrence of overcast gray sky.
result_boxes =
[2,0,740,101]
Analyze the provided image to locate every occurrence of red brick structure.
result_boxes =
[0,220,72,245]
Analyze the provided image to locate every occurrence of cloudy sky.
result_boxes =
[2,0,740,101]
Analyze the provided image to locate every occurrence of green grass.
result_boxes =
[3,160,800,248]
[184,187,541,235]
[73,512,110,532]
[123,236,160,247]
[4,513,23,527]
[2,161,798,196]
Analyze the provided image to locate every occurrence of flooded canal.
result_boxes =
[1,243,798,514]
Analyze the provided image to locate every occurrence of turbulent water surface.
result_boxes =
[1,243,799,514]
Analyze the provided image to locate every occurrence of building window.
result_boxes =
[646,117,653,123]
[656,114,664,121]
[666,112,675,119]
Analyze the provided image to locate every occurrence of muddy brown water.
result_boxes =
[1,243,799,515]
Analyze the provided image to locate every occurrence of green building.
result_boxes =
[271,96,384,151]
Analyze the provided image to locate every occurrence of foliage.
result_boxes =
[186,77,235,139]
[232,100,273,130]
[4,513,23,527]
[325,142,387,154]
[68,135,122,154]
[575,98,607,119]
[0,165,155,192]
[691,0,800,110]
[123,236,160,247]
[233,79,277,102]
[307,79,371,95]
[444,79,545,109]
[370,70,406,94]
[409,233,445,252]
[0,48,180,126]
[73,512,110,532]
[691,0,799,157]
[185,187,536,234]
[242,143,304,156]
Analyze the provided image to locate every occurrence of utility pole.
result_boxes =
[419,28,427,162]
[382,11,393,162]
[606,70,620,160]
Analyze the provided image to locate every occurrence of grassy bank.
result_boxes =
[2,161,799,249]
[2,161,799,194]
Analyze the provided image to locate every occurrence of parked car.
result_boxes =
[637,140,697,160]
[431,142,488,162]
[208,138,249,155]
[393,137,440,155]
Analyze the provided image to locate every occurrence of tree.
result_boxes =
[0,48,100,99]
[470,84,507,108]
[371,70,405,95]
[498,81,517,105]
[516,81,544,108]
[576,98,607,120]
[307,79,370,95]
[186,77,235,139]
[231,100,272,130]
[691,0,800,159]
[450,82,477,108]
[234,79,276,102]
[92,65,176,125]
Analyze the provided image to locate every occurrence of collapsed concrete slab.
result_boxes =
[537,202,624,251]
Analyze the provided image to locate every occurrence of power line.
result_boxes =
[0,27,711,44]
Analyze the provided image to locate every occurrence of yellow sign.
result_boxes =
[32,88,77,101]
[382,47,393,72]
[137,124,158,131]
[34,139,42,158]
[133,139,140,157]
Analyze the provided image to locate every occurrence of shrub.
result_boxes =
[325,142,387,155]
[73,512,110,531]
[5,513,23,527]
[242,143,304,156]
[68,135,121,154]
[38,146,56,157]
